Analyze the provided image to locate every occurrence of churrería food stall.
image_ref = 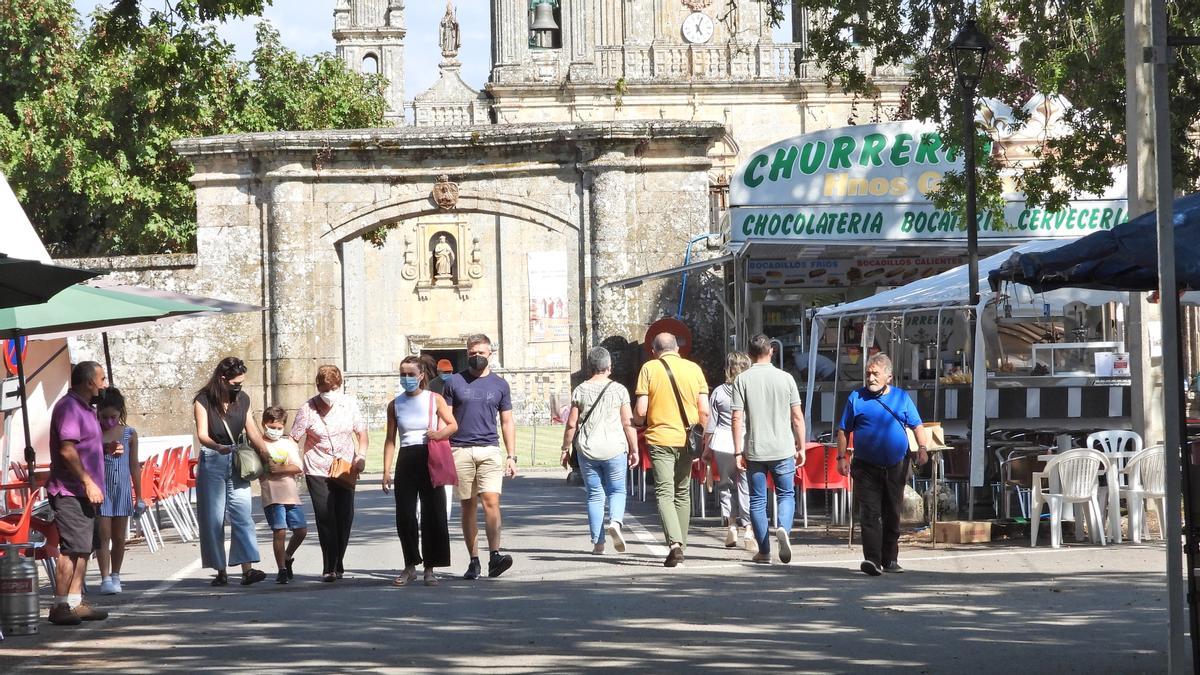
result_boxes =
[726,120,1128,387]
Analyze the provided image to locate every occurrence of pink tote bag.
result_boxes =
[426,393,459,487]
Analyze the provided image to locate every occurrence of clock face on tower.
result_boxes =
[681,12,715,44]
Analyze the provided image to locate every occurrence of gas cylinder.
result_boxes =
[0,543,40,635]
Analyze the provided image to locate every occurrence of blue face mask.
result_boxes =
[439,373,452,382]
[400,376,421,393]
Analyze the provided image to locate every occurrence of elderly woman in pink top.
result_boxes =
[290,364,368,582]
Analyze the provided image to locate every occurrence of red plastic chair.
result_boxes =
[0,489,37,545]
[137,455,164,551]
[800,442,852,527]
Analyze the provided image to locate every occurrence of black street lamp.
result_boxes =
[950,17,992,308]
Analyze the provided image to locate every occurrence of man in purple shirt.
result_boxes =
[443,334,517,580]
[47,361,111,626]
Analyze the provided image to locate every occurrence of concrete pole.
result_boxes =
[1128,0,1187,669]
[1126,0,1165,449]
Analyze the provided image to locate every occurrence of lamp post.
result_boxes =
[950,18,992,308]
[951,17,990,521]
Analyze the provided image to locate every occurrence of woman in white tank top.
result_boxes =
[382,356,458,586]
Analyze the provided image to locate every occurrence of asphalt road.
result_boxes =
[4,471,1172,673]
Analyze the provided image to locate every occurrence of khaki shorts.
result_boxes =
[452,445,504,500]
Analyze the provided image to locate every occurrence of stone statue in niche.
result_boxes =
[432,233,456,281]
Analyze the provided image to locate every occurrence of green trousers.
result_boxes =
[648,444,692,547]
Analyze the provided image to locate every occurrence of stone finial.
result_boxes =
[387,0,404,28]
[440,1,461,61]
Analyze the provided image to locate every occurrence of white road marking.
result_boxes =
[621,511,668,558]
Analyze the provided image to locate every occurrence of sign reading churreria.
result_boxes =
[730,121,1127,243]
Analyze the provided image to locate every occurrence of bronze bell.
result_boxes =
[531,2,559,31]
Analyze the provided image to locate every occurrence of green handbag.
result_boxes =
[220,416,264,482]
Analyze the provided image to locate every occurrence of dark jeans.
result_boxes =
[851,457,910,567]
[395,444,451,568]
[306,475,356,575]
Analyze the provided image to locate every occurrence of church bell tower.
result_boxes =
[334,0,406,125]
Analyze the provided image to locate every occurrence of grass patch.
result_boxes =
[364,425,565,474]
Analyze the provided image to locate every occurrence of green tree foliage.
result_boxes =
[748,0,1200,217]
[0,0,385,255]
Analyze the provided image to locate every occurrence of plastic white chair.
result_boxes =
[1121,445,1166,543]
[1087,430,1143,477]
[1030,448,1109,548]
[1087,430,1143,533]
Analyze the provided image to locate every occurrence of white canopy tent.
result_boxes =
[0,173,71,477]
[804,237,1132,490]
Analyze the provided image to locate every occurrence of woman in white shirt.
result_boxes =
[382,356,458,586]
[561,347,639,555]
[703,352,753,548]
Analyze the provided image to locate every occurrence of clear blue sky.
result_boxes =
[70,1,492,98]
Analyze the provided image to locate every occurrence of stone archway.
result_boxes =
[334,189,583,426]
[324,189,580,246]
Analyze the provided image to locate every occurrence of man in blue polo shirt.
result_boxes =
[836,353,929,576]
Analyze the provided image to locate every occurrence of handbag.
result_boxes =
[659,358,705,460]
[328,456,358,489]
[425,393,459,488]
[219,415,264,482]
[571,380,616,470]
[870,390,920,454]
[319,413,359,490]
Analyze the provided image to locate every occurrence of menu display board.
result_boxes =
[746,256,965,288]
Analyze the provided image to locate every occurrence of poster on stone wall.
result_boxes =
[528,252,569,343]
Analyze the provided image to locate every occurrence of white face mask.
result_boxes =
[320,389,341,406]
[264,427,284,441]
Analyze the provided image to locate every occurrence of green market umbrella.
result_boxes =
[0,284,218,340]
[0,253,99,310]
[0,284,219,486]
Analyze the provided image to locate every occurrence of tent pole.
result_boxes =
[14,341,34,489]
[102,332,114,385]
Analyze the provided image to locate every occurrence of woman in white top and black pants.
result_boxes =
[383,355,458,586]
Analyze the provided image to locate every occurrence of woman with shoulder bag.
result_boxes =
[561,347,638,555]
[702,352,753,550]
[290,365,368,582]
[193,356,269,586]
[382,356,458,587]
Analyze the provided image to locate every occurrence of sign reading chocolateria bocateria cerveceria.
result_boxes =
[729,121,1128,243]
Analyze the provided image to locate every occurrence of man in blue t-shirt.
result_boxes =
[836,353,929,577]
[443,334,517,580]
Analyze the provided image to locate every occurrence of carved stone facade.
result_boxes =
[76,123,719,430]
[472,1,909,231]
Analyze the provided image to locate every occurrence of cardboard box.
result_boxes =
[934,520,993,544]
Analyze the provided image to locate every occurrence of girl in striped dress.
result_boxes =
[97,388,144,595]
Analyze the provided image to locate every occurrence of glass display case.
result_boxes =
[1030,341,1124,376]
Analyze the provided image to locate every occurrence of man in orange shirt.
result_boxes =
[634,333,709,567]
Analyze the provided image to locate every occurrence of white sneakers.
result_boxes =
[99,574,122,595]
[607,521,627,553]
[724,525,739,547]
[743,525,756,551]
[775,527,792,564]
